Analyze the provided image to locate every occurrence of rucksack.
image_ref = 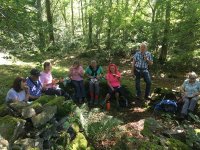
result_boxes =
[154,99,177,113]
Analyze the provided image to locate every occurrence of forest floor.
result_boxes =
[0,51,197,149]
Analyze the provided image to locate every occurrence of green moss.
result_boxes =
[34,95,57,105]
[28,102,43,113]
[0,115,25,140]
[166,138,190,150]
[69,133,88,150]
[138,141,163,150]
[141,118,161,137]
[0,104,9,117]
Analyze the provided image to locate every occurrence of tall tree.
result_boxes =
[71,0,75,36]
[159,0,171,62]
[106,0,113,50]
[45,0,55,44]
[36,0,45,49]
[87,0,93,48]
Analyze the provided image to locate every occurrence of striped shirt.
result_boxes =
[133,51,153,69]
[26,77,42,97]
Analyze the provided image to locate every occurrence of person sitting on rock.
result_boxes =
[26,68,43,101]
[6,77,29,103]
[40,62,69,99]
[104,63,124,107]
[69,60,85,104]
[180,72,200,119]
[85,60,104,105]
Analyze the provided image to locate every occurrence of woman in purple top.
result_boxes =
[6,77,29,103]
[69,60,85,103]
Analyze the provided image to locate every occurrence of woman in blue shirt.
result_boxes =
[181,72,200,118]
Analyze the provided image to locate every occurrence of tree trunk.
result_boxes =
[45,0,54,44]
[106,0,112,50]
[123,0,129,45]
[36,0,45,49]
[80,0,85,35]
[71,0,75,36]
[87,0,92,48]
[159,0,171,63]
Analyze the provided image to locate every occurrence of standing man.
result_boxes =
[132,42,153,100]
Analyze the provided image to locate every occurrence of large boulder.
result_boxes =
[0,115,26,143]
[31,105,57,128]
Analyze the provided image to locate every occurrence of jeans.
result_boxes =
[135,69,151,97]
[181,96,199,115]
[71,80,85,99]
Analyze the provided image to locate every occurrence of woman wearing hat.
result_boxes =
[180,72,200,118]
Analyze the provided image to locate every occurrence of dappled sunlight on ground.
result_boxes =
[0,52,35,66]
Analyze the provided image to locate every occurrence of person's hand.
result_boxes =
[24,86,30,94]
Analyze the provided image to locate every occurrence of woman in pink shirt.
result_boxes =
[105,64,123,107]
[40,62,69,98]
[69,60,85,103]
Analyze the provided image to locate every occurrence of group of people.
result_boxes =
[5,42,200,118]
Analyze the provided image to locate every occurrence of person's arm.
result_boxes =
[78,66,84,77]
[106,74,114,91]
[85,67,93,79]
[96,67,103,79]
[144,53,153,65]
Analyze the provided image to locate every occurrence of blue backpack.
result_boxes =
[154,99,177,113]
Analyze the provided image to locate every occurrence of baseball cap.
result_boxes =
[30,68,41,76]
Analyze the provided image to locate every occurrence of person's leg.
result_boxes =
[89,81,95,104]
[45,88,60,96]
[115,92,120,107]
[188,96,199,112]
[135,70,141,98]
[71,80,81,102]
[94,81,100,105]
[181,97,190,115]
[143,71,151,99]
[79,80,85,102]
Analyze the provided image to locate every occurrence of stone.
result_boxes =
[0,136,9,150]
[9,102,29,116]
[68,133,88,149]
[22,107,36,119]
[14,138,43,150]
[0,115,26,143]
[31,106,57,128]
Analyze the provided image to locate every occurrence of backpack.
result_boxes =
[154,99,177,113]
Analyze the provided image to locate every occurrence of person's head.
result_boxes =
[73,60,80,68]
[188,72,198,83]
[108,64,118,74]
[140,42,147,53]
[30,68,40,81]
[12,77,27,92]
[90,60,97,68]
[43,62,52,73]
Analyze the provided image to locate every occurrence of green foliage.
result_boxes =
[185,127,200,148]
[165,138,190,150]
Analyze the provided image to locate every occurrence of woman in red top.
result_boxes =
[105,64,123,107]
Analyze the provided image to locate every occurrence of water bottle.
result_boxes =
[106,101,110,111]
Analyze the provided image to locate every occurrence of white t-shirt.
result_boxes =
[6,88,26,102]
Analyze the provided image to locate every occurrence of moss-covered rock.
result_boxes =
[141,117,162,137]
[165,138,190,150]
[45,97,76,119]
[34,95,57,105]
[31,106,57,128]
[0,104,10,117]
[0,115,26,143]
[68,133,88,150]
